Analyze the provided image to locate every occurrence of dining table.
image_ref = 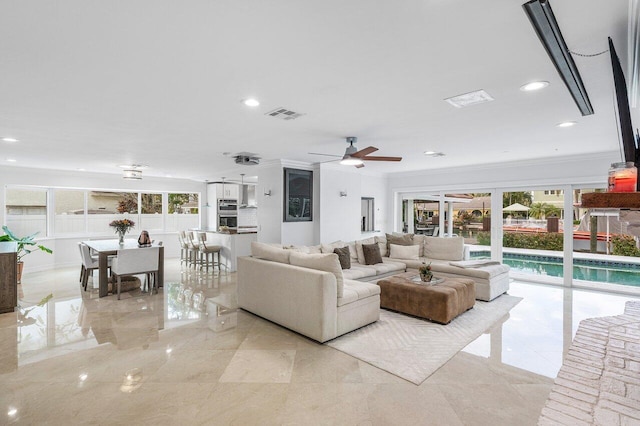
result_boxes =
[82,239,164,298]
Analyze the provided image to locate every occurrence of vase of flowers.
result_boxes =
[418,261,433,282]
[109,219,135,244]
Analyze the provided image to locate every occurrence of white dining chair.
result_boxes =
[79,242,111,291]
[111,247,160,300]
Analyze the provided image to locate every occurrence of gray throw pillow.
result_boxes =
[363,243,383,265]
[333,246,351,270]
[385,233,414,257]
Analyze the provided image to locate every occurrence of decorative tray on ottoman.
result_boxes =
[410,275,445,285]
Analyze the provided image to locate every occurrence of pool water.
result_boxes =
[471,252,640,287]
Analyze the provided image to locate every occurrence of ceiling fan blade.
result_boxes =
[352,146,378,158]
[355,163,365,169]
[308,152,342,158]
[361,156,403,162]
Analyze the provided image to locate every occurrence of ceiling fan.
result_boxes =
[309,137,402,168]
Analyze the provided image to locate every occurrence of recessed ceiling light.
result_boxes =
[423,151,446,157]
[242,98,260,107]
[2,137,19,143]
[520,81,549,91]
[6,158,16,162]
[77,168,86,171]
[556,121,577,128]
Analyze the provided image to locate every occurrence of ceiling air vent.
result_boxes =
[444,90,494,108]
[265,107,305,120]
[234,155,260,166]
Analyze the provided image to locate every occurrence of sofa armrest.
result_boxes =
[463,245,471,260]
[237,256,338,342]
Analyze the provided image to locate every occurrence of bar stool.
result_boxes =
[185,231,201,268]
[197,232,223,272]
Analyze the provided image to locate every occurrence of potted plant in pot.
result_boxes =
[0,226,53,284]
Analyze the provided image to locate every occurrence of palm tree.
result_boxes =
[529,202,560,219]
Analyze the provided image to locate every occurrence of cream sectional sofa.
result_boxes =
[237,235,510,342]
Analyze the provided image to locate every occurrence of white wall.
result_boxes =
[360,173,388,233]
[318,163,363,244]
[255,162,283,243]
[0,165,205,271]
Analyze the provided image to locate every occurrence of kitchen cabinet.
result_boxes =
[215,183,239,200]
[0,242,18,314]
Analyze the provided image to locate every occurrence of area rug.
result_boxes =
[327,294,522,385]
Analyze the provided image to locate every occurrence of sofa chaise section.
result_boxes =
[237,253,380,343]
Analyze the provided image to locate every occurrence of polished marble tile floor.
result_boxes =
[1,260,639,425]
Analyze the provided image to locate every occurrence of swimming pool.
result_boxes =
[471,251,640,287]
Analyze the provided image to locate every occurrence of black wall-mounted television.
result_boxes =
[608,37,640,191]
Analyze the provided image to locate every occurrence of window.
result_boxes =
[5,187,47,237]
[284,168,312,222]
[87,191,138,234]
[140,193,163,230]
[54,189,85,234]
[166,193,199,231]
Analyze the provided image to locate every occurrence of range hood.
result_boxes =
[239,184,257,208]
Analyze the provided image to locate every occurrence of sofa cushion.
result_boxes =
[385,233,413,256]
[342,265,377,280]
[321,240,345,254]
[389,243,420,260]
[289,251,345,298]
[338,279,381,307]
[363,243,383,265]
[371,260,406,274]
[333,246,351,270]
[412,234,426,257]
[355,237,376,264]
[424,236,465,261]
[251,241,290,264]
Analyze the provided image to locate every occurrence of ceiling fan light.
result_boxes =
[340,156,364,166]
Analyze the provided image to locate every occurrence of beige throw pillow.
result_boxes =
[412,234,426,257]
[385,233,413,256]
[424,236,464,261]
[289,252,344,297]
[374,235,387,257]
[389,243,420,260]
[251,241,290,264]
[321,240,345,254]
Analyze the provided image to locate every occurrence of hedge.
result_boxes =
[477,232,640,257]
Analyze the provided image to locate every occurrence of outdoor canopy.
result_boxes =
[503,202,531,212]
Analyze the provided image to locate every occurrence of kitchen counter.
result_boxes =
[191,229,257,272]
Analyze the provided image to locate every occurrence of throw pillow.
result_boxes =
[347,241,359,260]
[374,236,387,257]
[251,241,290,264]
[321,240,345,254]
[333,246,351,269]
[355,237,376,264]
[362,243,383,265]
[412,234,426,257]
[307,245,323,254]
[289,252,344,298]
[385,233,413,256]
[389,243,420,260]
[424,236,465,261]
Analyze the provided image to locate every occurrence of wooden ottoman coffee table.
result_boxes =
[378,272,475,324]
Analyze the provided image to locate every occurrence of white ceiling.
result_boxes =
[0,0,634,182]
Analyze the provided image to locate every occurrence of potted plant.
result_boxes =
[0,226,53,284]
[418,261,433,282]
